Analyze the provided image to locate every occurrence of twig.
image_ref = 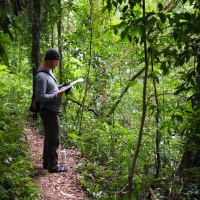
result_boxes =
[68,97,99,116]
[149,187,159,200]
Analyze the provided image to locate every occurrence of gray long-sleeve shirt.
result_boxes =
[35,67,62,114]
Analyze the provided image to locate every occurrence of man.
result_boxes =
[35,48,70,173]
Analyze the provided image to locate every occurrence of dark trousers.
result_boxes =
[40,108,60,170]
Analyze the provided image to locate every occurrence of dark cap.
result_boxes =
[44,48,61,60]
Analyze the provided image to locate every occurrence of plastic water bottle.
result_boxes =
[60,146,66,164]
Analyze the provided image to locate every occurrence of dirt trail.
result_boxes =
[25,123,87,200]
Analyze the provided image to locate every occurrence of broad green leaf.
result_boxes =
[184,12,191,20]
[190,87,196,94]
[157,3,163,11]
[102,5,108,13]
[121,30,126,39]
[68,133,80,139]
[173,30,178,41]
[112,1,118,8]
[160,62,169,76]
[187,22,194,31]
[105,31,111,40]
[158,13,166,24]
[122,5,128,13]
[107,0,112,12]
[114,28,118,35]
[117,0,122,4]
[127,34,132,42]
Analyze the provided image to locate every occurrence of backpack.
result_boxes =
[29,70,56,119]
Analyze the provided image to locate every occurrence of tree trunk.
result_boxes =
[128,0,148,198]
[179,140,200,177]
[31,0,40,77]
[79,0,93,136]
[57,0,62,84]
[150,51,161,179]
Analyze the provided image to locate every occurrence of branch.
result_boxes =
[163,0,179,12]
[149,187,160,200]
[67,97,99,117]
[106,67,145,117]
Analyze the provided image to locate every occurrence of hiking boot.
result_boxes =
[48,166,68,173]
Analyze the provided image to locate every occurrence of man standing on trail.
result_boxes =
[35,48,70,173]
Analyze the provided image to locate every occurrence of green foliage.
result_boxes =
[1,0,200,199]
[0,66,39,199]
[76,158,126,199]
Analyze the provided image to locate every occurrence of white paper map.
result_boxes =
[60,78,84,91]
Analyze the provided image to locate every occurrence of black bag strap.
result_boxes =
[36,70,56,83]
[32,69,56,98]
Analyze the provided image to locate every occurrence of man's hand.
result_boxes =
[56,90,65,98]
[58,82,71,95]
[58,82,70,89]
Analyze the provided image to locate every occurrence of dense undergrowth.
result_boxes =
[0,107,39,199]
[62,123,200,200]
[0,66,39,199]
[59,107,200,199]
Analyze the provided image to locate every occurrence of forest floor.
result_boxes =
[24,122,88,200]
